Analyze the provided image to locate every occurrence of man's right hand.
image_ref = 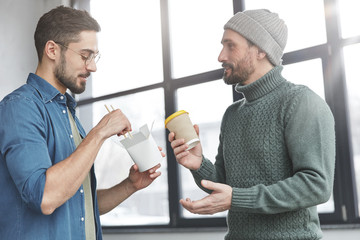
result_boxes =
[96,108,132,139]
[168,124,203,171]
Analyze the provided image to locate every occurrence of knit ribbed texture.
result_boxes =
[192,66,336,239]
[224,9,288,66]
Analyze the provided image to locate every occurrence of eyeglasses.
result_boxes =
[55,42,101,66]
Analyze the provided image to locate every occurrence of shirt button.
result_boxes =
[80,189,84,193]
[60,96,64,100]
[81,217,85,222]
[70,134,73,138]
[62,110,66,114]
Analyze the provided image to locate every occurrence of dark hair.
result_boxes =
[34,5,101,62]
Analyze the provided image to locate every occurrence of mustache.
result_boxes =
[78,72,91,78]
[222,63,234,69]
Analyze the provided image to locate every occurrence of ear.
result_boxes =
[43,40,59,61]
[257,49,267,60]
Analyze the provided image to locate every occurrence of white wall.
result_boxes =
[0,0,69,100]
[1,0,360,239]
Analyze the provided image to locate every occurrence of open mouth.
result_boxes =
[222,63,233,76]
[224,67,232,75]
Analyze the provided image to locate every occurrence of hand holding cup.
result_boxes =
[165,110,200,150]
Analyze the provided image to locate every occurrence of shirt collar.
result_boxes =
[26,73,77,109]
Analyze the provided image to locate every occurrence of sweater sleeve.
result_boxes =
[231,89,336,214]
[190,117,228,194]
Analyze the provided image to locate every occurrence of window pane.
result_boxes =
[78,88,169,226]
[168,0,233,78]
[282,58,325,100]
[244,0,327,52]
[343,44,360,216]
[176,80,233,218]
[339,0,360,39]
[89,0,163,97]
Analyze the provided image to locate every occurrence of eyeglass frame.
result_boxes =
[54,42,101,66]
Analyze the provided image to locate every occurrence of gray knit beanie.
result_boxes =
[224,9,288,66]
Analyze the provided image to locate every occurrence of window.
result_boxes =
[338,0,360,39]
[282,58,325,100]
[168,0,233,78]
[244,0,327,52]
[176,80,232,218]
[343,44,360,216]
[73,0,360,230]
[90,0,164,97]
[78,89,169,226]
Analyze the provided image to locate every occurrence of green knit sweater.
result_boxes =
[192,66,336,240]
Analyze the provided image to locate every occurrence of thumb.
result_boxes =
[131,164,139,172]
[201,180,220,191]
[194,124,200,135]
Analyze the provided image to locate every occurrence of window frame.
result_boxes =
[72,0,360,231]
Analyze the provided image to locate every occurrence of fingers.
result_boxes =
[107,108,132,135]
[168,131,175,142]
[194,124,200,135]
[149,171,161,179]
[145,164,161,179]
[180,181,232,215]
[180,197,215,215]
[158,146,166,157]
[168,129,194,154]
[168,132,188,150]
[170,137,187,153]
[201,180,218,191]
[131,164,139,172]
[168,124,199,142]
[172,141,188,157]
[168,134,190,160]
[180,196,227,215]
[149,163,161,173]
[180,197,206,214]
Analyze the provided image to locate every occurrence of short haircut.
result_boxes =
[34,5,101,62]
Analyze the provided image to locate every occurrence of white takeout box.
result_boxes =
[119,124,162,172]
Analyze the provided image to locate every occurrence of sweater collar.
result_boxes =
[234,66,285,102]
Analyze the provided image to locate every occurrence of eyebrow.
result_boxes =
[80,48,99,55]
[221,39,233,44]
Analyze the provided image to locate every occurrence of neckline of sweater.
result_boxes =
[235,66,286,102]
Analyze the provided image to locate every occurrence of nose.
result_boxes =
[218,47,226,63]
[86,59,97,72]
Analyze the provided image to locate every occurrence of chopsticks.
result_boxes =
[104,104,133,139]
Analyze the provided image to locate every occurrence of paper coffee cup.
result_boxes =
[165,110,199,150]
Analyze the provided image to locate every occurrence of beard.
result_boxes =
[222,51,255,86]
[54,53,90,94]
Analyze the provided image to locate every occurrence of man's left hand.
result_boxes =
[128,163,161,191]
[180,180,232,215]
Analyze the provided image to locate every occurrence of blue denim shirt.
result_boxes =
[0,73,102,240]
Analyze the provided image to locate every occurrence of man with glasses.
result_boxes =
[169,9,335,239]
[0,6,162,240]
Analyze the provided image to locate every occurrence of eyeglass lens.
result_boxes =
[86,53,101,65]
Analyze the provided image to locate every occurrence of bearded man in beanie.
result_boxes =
[169,9,335,239]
